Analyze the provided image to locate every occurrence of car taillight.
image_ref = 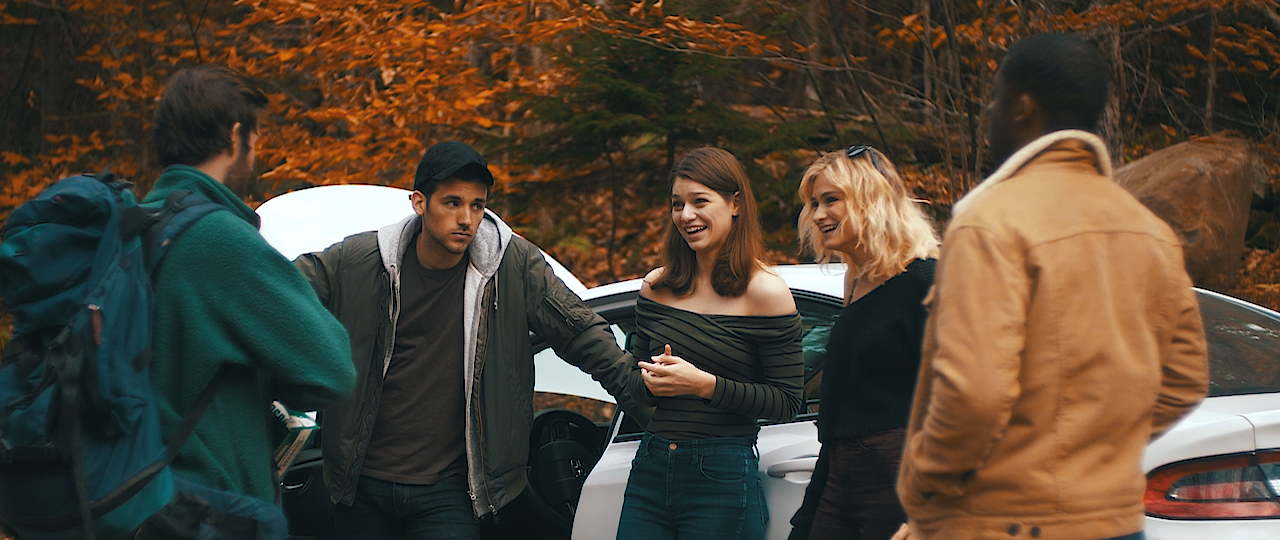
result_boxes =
[1146,450,1280,519]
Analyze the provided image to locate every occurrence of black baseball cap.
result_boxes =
[413,141,495,193]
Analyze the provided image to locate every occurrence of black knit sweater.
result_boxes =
[817,257,936,443]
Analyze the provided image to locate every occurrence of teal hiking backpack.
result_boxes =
[0,172,284,540]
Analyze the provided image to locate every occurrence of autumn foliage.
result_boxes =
[0,0,1278,291]
[0,3,1276,539]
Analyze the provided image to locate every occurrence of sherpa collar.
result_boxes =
[952,129,1113,219]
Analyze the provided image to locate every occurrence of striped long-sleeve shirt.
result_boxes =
[631,295,804,443]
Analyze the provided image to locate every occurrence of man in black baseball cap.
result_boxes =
[405,140,495,264]
[413,140,495,193]
[295,141,642,540]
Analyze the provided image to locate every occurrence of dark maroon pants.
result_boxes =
[808,427,907,540]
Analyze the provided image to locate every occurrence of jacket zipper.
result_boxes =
[473,278,498,521]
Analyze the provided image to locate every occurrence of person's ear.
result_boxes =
[731,191,740,217]
[229,122,243,156]
[1013,94,1040,127]
[411,190,427,217]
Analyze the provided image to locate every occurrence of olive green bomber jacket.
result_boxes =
[294,209,643,518]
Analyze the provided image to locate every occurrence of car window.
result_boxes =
[1197,292,1280,397]
[532,323,630,425]
[792,293,841,415]
[532,392,617,425]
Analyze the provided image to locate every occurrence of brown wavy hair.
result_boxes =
[650,147,766,297]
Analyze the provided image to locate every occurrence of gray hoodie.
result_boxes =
[298,209,643,517]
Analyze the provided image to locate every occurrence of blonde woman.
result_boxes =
[788,145,939,540]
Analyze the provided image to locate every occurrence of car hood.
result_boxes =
[256,184,586,295]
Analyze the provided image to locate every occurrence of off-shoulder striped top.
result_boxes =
[630,295,804,443]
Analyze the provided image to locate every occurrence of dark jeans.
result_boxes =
[809,427,907,540]
[333,474,478,540]
[1101,534,1144,540]
[616,433,768,540]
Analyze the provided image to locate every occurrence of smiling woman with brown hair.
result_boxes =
[616,146,804,540]
[788,145,939,540]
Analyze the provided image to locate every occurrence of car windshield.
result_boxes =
[1198,291,1280,397]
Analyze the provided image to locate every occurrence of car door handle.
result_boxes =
[766,456,818,478]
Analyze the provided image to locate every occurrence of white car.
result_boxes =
[256,183,588,296]
[542,272,1280,540]
[257,185,1280,539]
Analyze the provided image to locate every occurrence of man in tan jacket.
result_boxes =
[896,33,1209,540]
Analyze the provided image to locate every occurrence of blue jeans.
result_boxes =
[616,433,768,540]
[333,474,478,540]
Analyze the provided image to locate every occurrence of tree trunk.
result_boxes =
[1097,24,1125,168]
[605,151,621,283]
[920,0,934,120]
[937,0,968,201]
[1205,8,1217,135]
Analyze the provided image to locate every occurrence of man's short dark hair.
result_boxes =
[999,33,1110,132]
[153,65,269,167]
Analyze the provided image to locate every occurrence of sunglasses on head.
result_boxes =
[845,144,873,159]
[846,144,886,175]
[844,145,929,204]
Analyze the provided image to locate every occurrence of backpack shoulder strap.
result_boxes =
[141,190,226,272]
[164,365,231,463]
[132,190,231,458]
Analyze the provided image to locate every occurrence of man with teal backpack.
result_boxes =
[0,65,356,540]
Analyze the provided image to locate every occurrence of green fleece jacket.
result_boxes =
[144,165,355,503]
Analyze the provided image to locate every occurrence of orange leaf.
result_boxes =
[1230,92,1247,104]
[1,152,30,166]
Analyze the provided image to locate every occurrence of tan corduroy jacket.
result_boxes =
[898,132,1209,540]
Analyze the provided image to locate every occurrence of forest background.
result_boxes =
[1,3,1278,539]
[1,0,1279,304]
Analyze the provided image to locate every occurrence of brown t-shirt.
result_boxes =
[360,240,468,485]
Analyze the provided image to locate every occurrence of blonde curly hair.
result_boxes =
[797,147,939,282]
